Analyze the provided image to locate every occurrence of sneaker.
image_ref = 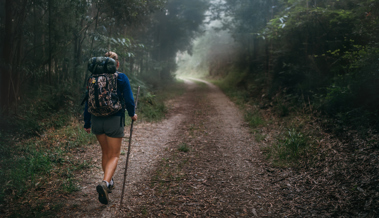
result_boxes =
[96,181,110,204]
[108,178,115,193]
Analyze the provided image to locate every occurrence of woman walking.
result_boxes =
[83,51,137,204]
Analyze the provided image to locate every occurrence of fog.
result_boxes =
[176,20,237,77]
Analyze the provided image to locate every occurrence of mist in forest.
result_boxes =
[176,21,237,77]
[179,0,379,126]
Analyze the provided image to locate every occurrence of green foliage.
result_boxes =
[129,79,185,122]
[139,92,168,121]
[276,128,308,160]
[323,48,379,128]
[245,112,265,128]
[61,177,80,194]
[0,85,79,138]
[214,73,266,129]
[178,143,190,152]
[202,0,379,131]
[212,69,252,105]
[263,128,310,166]
[0,122,96,204]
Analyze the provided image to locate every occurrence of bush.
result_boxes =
[323,50,379,129]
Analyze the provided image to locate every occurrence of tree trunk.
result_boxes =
[90,8,99,57]
[1,0,14,111]
[129,57,134,74]
[140,55,144,74]
[48,0,53,85]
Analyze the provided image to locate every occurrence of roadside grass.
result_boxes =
[134,79,186,123]
[0,118,96,216]
[245,111,265,128]
[262,126,311,167]
[254,132,267,142]
[213,77,319,167]
[213,80,266,129]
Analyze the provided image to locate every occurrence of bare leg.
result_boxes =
[96,134,122,182]
[96,134,109,173]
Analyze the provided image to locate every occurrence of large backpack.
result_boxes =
[86,57,122,116]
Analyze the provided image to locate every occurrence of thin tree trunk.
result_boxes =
[108,12,114,51]
[34,3,37,58]
[48,0,53,85]
[1,0,14,111]
[42,7,46,61]
[90,7,99,57]
[140,55,144,74]
[129,57,134,74]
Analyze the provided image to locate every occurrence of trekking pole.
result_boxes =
[120,86,140,208]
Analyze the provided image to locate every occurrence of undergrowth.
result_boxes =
[262,127,311,167]
[213,73,266,130]
[134,79,185,123]
[245,111,265,128]
[213,73,316,167]
[0,119,96,216]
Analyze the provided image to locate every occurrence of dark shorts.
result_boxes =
[91,115,124,138]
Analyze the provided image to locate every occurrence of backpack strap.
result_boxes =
[94,76,100,107]
[81,92,88,106]
[114,71,125,127]
[81,74,92,105]
[103,57,110,74]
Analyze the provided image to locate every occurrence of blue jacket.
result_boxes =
[84,72,135,128]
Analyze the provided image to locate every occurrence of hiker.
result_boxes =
[83,51,137,205]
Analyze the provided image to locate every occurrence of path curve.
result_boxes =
[60,78,287,217]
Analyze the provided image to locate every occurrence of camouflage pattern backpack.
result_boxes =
[86,57,122,116]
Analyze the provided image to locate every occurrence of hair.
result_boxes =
[105,51,118,62]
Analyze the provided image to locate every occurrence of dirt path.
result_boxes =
[60,78,291,217]
[117,79,292,217]
[58,80,197,217]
